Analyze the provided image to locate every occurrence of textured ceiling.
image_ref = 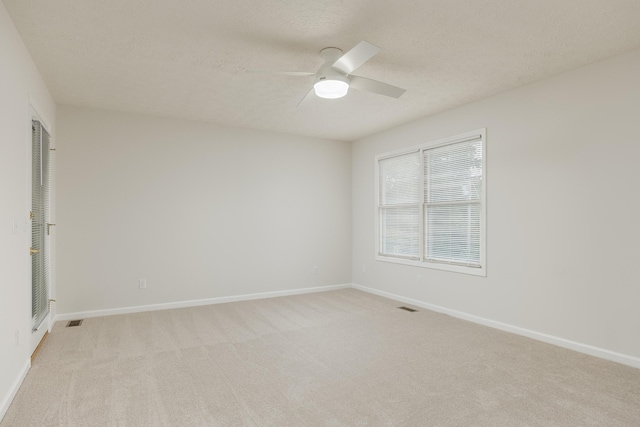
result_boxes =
[5,0,640,141]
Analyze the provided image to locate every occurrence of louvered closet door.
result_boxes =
[32,120,50,333]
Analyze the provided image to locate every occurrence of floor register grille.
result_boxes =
[66,319,83,327]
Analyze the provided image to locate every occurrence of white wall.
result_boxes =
[56,106,351,314]
[0,2,56,419]
[352,48,640,361]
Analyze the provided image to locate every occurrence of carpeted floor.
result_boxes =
[2,289,639,426]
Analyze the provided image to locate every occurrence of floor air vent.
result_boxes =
[66,320,83,327]
[398,306,417,312]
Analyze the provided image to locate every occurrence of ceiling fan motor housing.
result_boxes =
[316,47,348,82]
[314,48,350,99]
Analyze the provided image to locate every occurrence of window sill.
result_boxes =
[375,255,486,277]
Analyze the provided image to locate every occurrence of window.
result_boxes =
[376,129,486,276]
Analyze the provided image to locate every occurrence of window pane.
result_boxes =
[380,152,420,205]
[426,204,480,264]
[381,206,420,258]
[426,139,482,203]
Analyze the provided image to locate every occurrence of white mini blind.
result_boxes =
[424,137,482,266]
[32,120,51,330]
[378,151,421,259]
[43,124,52,323]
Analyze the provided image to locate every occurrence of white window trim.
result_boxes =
[375,129,487,277]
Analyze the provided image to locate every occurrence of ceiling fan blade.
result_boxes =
[348,75,406,98]
[245,70,315,76]
[332,41,381,74]
[296,88,315,107]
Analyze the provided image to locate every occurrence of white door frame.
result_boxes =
[28,101,55,355]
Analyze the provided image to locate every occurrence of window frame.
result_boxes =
[375,129,487,277]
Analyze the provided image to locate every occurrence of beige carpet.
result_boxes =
[2,289,639,426]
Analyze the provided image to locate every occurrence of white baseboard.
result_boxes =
[351,283,640,370]
[55,284,351,322]
[0,358,30,422]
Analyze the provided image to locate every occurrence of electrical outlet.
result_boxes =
[418,275,422,285]
[362,265,366,273]
[12,216,18,234]
[312,266,318,275]
[139,279,147,289]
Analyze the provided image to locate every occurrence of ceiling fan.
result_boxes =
[246,41,406,105]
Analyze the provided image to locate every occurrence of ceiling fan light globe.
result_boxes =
[314,79,349,99]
